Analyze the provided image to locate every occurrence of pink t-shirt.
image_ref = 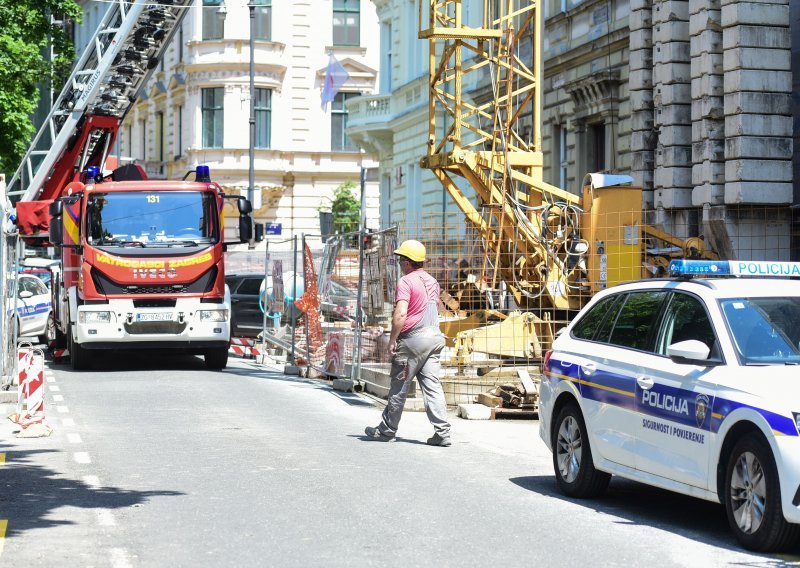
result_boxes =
[395,269,440,332]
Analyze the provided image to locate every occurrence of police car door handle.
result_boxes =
[581,362,596,375]
[637,376,654,390]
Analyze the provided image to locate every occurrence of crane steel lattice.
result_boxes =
[420,0,589,311]
[6,0,192,205]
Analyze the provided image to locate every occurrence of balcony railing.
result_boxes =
[346,94,392,130]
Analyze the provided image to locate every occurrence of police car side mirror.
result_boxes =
[667,339,711,365]
[19,290,33,299]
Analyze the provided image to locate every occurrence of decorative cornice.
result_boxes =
[564,68,621,115]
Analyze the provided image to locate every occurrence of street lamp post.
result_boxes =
[248,0,256,247]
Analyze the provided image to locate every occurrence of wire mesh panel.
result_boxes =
[300,228,399,393]
[1,184,20,388]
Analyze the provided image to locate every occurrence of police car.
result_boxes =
[539,260,800,552]
[15,273,53,344]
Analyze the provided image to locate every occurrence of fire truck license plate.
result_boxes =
[136,313,172,322]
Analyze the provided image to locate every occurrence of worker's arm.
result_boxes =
[388,300,408,355]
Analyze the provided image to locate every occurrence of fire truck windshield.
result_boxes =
[86,191,217,246]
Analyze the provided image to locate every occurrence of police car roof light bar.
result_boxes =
[669,259,800,278]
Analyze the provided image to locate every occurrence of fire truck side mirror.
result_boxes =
[49,200,63,245]
[238,197,252,214]
[239,215,253,243]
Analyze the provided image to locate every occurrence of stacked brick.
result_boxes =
[690,0,724,206]
[652,0,693,209]
[722,0,792,204]
[629,0,656,206]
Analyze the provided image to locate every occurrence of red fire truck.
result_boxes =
[46,163,251,370]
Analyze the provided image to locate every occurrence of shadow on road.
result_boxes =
[0,442,184,538]
[510,475,800,564]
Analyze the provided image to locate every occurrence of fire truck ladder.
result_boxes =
[6,0,192,204]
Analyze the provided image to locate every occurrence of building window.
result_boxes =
[253,0,272,41]
[156,111,164,162]
[331,91,358,152]
[178,22,184,62]
[174,105,183,158]
[380,20,392,93]
[333,0,360,46]
[202,87,224,148]
[554,125,567,189]
[589,123,606,172]
[255,88,271,148]
[202,0,225,41]
[139,119,146,161]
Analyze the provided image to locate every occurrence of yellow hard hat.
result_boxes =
[394,239,426,262]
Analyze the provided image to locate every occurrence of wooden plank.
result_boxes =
[517,368,537,395]
[477,392,502,408]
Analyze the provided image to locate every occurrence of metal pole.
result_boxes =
[303,233,309,370]
[261,239,270,351]
[290,234,298,365]
[248,0,256,248]
[350,167,367,385]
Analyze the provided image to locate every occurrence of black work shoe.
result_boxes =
[426,433,452,447]
[364,426,395,442]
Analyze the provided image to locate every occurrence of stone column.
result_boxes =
[722,0,792,204]
[629,0,655,206]
[653,0,693,210]
[689,0,724,206]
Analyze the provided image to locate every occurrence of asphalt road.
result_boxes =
[1,351,799,567]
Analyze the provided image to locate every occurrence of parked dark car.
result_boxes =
[226,273,268,338]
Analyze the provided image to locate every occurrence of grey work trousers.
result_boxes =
[379,329,450,438]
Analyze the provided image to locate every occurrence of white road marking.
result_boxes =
[46,376,55,383]
[0,519,6,558]
[110,548,133,568]
[56,405,69,413]
[49,385,60,392]
[62,418,75,427]
[52,394,64,402]
[67,433,82,444]
[73,452,91,464]
[83,475,101,487]
[96,509,116,527]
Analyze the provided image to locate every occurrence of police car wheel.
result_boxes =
[724,433,800,551]
[41,314,56,345]
[552,403,610,498]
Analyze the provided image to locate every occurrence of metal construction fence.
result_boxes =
[1,176,20,389]
[224,227,399,396]
[226,204,800,410]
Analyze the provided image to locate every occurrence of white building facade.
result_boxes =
[77,0,382,246]
[346,0,473,238]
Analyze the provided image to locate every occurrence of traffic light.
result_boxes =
[254,222,264,242]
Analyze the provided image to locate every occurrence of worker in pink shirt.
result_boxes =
[365,239,451,446]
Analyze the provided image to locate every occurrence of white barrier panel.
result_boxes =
[10,346,52,437]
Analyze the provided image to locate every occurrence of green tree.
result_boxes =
[0,0,82,175]
[331,180,360,234]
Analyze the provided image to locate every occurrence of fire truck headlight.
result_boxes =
[199,309,228,322]
[79,311,111,323]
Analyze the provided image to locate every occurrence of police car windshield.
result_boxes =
[721,297,800,365]
[86,191,216,246]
